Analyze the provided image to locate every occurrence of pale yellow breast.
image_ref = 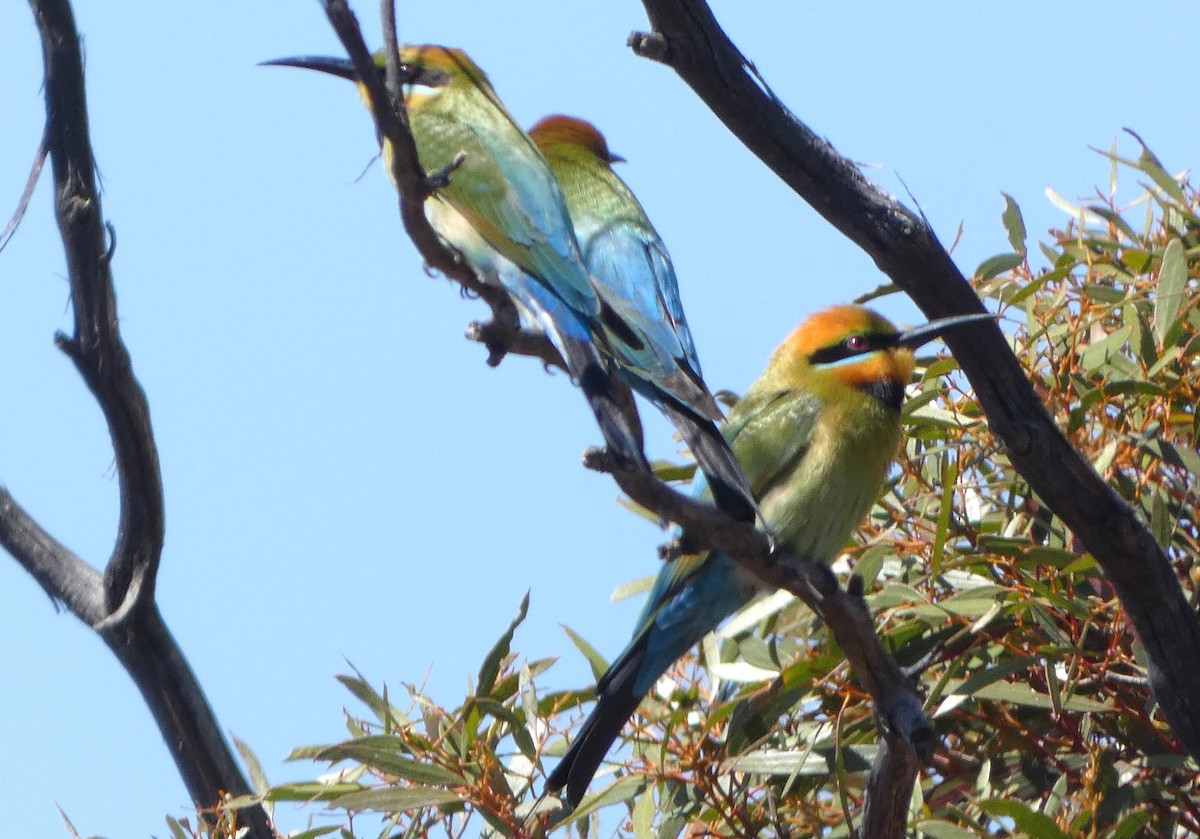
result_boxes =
[759,395,901,565]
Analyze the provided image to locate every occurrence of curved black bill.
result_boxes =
[261,55,357,81]
[895,312,997,350]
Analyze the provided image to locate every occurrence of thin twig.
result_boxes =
[0,134,47,254]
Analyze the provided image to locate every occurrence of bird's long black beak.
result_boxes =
[894,312,997,350]
[261,55,358,81]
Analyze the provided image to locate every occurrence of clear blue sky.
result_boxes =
[2,2,1197,836]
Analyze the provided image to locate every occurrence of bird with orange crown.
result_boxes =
[545,304,991,806]
[266,46,759,522]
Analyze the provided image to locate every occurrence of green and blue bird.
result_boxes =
[265,46,757,522]
[528,115,750,519]
[544,305,991,806]
[266,46,641,469]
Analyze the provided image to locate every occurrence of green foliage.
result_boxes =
[250,146,1199,836]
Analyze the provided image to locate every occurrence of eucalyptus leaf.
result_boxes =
[1001,192,1027,253]
[1154,238,1187,346]
[975,252,1024,280]
[917,820,984,839]
[978,798,1069,839]
[332,786,463,812]
[562,625,610,682]
[477,592,530,697]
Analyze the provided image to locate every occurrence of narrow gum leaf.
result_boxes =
[1153,238,1187,346]
[1001,192,1027,253]
[476,592,530,696]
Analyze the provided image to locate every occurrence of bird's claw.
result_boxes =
[422,151,467,194]
[657,537,684,563]
[662,529,705,559]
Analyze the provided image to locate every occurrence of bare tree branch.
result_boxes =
[98,605,268,835]
[632,0,1200,802]
[5,1,276,836]
[33,0,163,614]
[0,488,104,620]
[860,736,921,838]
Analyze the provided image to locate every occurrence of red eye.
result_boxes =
[846,334,869,352]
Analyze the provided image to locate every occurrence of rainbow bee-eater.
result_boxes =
[264,45,644,469]
[544,305,992,806]
[264,48,757,522]
[528,115,754,522]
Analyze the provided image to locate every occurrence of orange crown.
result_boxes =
[528,115,623,163]
[777,305,915,392]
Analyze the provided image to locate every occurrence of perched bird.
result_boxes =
[265,48,757,521]
[544,305,992,806]
[264,46,643,468]
[529,115,754,522]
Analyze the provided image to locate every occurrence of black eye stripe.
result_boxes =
[808,332,896,366]
[380,63,450,89]
[415,66,451,87]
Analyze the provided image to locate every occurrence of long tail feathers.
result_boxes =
[545,555,755,809]
[501,272,649,470]
[550,327,648,471]
[660,403,759,524]
[545,650,647,807]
